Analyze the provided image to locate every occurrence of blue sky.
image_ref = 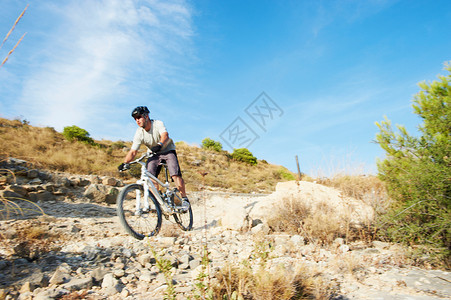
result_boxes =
[1,0,450,176]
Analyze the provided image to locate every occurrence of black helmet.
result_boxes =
[131,106,150,118]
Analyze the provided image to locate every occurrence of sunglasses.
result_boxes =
[133,114,144,120]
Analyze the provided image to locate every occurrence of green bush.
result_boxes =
[110,141,126,150]
[231,148,257,165]
[375,62,451,263]
[62,125,95,145]
[276,167,296,180]
[201,137,222,152]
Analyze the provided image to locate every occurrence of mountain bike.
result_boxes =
[116,152,193,240]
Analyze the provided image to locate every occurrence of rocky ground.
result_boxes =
[0,158,450,299]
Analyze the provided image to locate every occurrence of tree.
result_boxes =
[201,137,222,152]
[62,125,95,145]
[232,148,257,165]
[375,62,450,258]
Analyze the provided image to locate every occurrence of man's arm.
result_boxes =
[124,149,138,163]
[160,132,169,146]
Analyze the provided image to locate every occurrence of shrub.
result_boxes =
[110,141,126,150]
[276,166,296,180]
[231,148,257,165]
[375,62,451,261]
[62,125,95,145]
[201,137,222,152]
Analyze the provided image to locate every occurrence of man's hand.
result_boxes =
[151,143,162,153]
[118,163,130,172]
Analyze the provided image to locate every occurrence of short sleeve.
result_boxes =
[154,120,168,134]
[131,129,142,151]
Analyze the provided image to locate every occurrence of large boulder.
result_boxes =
[84,184,119,204]
[249,181,374,226]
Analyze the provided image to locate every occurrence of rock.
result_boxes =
[251,223,270,235]
[105,187,119,204]
[101,273,119,290]
[137,254,155,267]
[139,271,155,282]
[8,184,28,196]
[159,237,177,247]
[62,277,93,291]
[27,169,39,179]
[0,189,23,200]
[19,281,32,293]
[84,184,117,203]
[113,269,125,278]
[28,190,53,202]
[49,268,68,285]
[102,177,118,186]
[290,235,305,247]
[90,267,109,283]
[29,178,43,185]
[221,206,249,231]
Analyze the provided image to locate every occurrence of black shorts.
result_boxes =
[146,150,182,177]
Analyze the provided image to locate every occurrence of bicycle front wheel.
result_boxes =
[117,184,162,239]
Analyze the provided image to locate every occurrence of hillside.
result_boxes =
[0,117,295,193]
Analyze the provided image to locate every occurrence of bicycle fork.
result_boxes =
[135,180,151,215]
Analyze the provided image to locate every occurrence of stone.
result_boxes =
[0,189,23,200]
[19,281,32,293]
[8,184,28,196]
[102,177,118,186]
[290,235,305,247]
[139,271,155,282]
[113,269,125,278]
[159,237,177,247]
[221,206,249,231]
[137,254,155,267]
[101,273,118,290]
[28,191,53,202]
[27,169,39,179]
[62,277,93,291]
[251,223,270,235]
[29,178,43,185]
[90,267,109,283]
[83,184,115,203]
[49,269,68,285]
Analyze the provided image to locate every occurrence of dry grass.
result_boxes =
[212,258,336,299]
[267,192,382,246]
[209,237,336,299]
[0,117,295,193]
[268,198,348,246]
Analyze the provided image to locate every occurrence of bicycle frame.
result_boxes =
[131,153,183,215]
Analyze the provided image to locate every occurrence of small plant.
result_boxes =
[201,138,222,152]
[191,245,214,300]
[62,125,96,145]
[150,247,176,300]
[231,148,257,166]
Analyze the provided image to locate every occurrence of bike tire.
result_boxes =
[117,183,162,239]
[173,196,193,231]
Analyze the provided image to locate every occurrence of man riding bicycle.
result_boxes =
[118,106,189,209]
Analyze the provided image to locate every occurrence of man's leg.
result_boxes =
[172,175,186,198]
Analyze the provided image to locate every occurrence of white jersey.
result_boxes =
[131,120,176,153]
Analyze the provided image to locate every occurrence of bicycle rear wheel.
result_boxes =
[172,194,193,231]
[117,184,162,239]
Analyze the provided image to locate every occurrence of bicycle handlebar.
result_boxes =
[119,151,157,172]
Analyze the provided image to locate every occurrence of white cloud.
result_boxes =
[14,0,194,133]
